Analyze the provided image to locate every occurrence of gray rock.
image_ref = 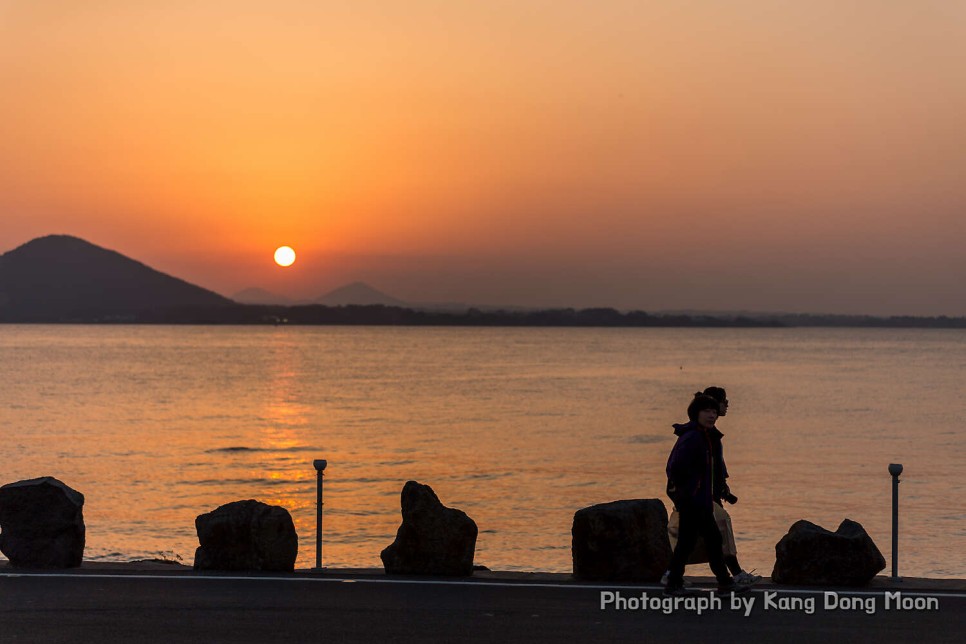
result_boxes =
[193,500,298,572]
[771,519,886,586]
[0,477,85,568]
[572,499,671,581]
[381,481,478,576]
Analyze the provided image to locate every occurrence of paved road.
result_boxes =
[0,572,963,643]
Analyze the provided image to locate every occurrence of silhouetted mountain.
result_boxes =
[232,287,298,306]
[314,282,409,307]
[0,235,232,322]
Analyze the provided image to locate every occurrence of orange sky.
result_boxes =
[2,1,965,314]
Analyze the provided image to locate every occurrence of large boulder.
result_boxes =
[381,481,478,576]
[772,519,886,586]
[572,499,671,581]
[0,477,85,568]
[194,500,298,572]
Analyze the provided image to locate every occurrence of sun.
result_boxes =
[274,246,296,267]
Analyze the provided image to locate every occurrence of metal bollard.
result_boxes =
[313,459,327,570]
[888,463,902,582]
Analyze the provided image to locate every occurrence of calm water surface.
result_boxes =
[1,325,963,577]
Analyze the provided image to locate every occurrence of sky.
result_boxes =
[2,1,965,315]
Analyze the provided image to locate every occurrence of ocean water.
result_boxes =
[0,325,963,577]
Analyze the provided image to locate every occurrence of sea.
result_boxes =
[0,325,963,578]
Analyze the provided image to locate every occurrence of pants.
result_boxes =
[666,505,732,588]
[668,502,738,563]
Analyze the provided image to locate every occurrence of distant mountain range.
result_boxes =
[2,235,963,327]
[232,282,497,312]
[316,281,409,307]
[0,236,426,321]
[233,282,410,307]
[0,235,232,322]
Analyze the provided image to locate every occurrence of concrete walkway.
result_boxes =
[1,562,963,643]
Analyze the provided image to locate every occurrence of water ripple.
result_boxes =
[628,434,667,444]
[205,446,320,454]
[182,477,296,487]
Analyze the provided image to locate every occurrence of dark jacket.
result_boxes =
[665,421,715,512]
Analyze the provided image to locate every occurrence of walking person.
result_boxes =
[701,386,761,585]
[664,394,749,596]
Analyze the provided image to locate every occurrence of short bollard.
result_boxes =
[888,463,902,582]
[313,459,327,570]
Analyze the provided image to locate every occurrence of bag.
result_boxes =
[667,503,737,564]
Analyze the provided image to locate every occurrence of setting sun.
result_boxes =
[274,246,296,267]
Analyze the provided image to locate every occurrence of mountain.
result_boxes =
[232,287,297,306]
[0,235,232,322]
[314,282,409,307]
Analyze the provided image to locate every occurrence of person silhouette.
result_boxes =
[700,386,761,585]
[661,388,762,587]
[663,394,749,596]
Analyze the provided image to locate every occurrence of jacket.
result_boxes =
[665,420,715,512]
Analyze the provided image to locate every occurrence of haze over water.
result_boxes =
[1,325,963,578]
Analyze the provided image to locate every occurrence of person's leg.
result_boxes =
[716,504,742,575]
[725,555,743,576]
[665,508,700,589]
[696,509,732,586]
[715,505,759,582]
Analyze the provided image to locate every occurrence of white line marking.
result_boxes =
[0,572,964,598]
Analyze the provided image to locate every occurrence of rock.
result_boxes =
[0,477,85,568]
[771,519,886,586]
[572,499,671,581]
[380,481,478,576]
[193,500,298,572]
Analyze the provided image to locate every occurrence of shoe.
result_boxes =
[660,571,690,587]
[733,571,762,585]
[716,582,751,596]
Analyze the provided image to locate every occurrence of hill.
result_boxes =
[314,282,409,307]
[0,235,232,322]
